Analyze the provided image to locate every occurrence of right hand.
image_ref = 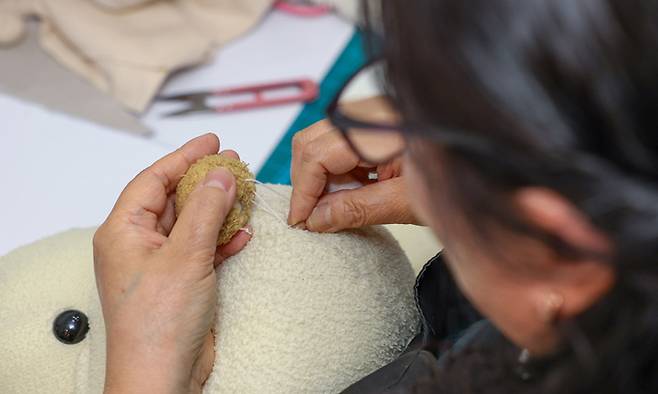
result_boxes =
[288,119,418,232]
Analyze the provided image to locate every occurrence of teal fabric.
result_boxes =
[256,30,366,184]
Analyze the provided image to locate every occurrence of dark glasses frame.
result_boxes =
[326,57,525,168]
[325,59,407,164]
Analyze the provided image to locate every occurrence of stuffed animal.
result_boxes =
[0,178,420,392]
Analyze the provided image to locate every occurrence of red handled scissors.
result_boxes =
[157,78,319,117]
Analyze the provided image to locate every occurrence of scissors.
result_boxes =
[157,79,319,117]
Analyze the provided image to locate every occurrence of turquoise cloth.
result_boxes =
[256,30,366,184]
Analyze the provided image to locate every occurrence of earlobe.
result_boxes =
[535,291,564,324]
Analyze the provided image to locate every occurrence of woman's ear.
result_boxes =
[514,187,616,321]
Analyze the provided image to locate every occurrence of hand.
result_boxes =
[94,134,252,394]
[288,117,417,232]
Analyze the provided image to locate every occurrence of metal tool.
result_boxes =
[158,78,319,117]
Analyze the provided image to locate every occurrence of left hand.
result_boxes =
[288,118,417,232]
[93,134,252,393]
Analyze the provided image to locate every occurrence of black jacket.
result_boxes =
[340,253,549,393]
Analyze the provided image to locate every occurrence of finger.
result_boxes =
[291,120,335,185]
[376,157,404,181]
[219,149,240,161]
[343,166,378,185]
[305,177,417,232]
[214,226,252,267]
[288,130,362,226]
[114,133,220,219]
[169,168,236,260]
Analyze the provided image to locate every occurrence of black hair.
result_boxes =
[368,0,658,392]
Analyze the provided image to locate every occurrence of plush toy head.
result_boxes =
[0,184,419,393]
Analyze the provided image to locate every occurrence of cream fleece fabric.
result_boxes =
[0,0,272,112]
[0,228,97,393]
[0,184,419,393]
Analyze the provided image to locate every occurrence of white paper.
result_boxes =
[0,95,169,256]
[143,10,354,172]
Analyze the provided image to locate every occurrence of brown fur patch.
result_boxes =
[175,155,255,245]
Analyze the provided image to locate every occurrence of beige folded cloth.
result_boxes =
[311,0,359,21]
[0,0,272,112]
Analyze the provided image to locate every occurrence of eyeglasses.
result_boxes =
[326,61,407,164]
[327,59,513,167]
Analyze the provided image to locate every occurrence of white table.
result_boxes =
[0,10,353,256]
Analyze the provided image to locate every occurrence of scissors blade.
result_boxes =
[162,106,208,117]
[156,92,209,102]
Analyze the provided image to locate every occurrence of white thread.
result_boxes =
[245,179,290,202]
[244,179,291,227]
[252,191,289,226]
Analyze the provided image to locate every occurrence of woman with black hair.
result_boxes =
[291,1,657,392]
[94,0,657,392]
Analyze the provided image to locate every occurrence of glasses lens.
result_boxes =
[337,63,405,162]
[340,94,399,124]
[345,127,406,163]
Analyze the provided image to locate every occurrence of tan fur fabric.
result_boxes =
[175,154,256,245]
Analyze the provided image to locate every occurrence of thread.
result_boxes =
[245,180,289,226]
[253,193,289,226]
[245,179,290,202]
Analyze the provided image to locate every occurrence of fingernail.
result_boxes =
[291,221,307,230]
[306,203,331,231]
[204,168,234,191]
[239,226,253,236]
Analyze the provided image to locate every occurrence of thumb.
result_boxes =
[306,177,416,232]
[169,168,236,258]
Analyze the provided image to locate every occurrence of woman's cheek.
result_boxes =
[402,151,494,311]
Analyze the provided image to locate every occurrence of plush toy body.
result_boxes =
[0,184,419,393]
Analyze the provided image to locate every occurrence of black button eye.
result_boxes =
[53,310,89,344]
